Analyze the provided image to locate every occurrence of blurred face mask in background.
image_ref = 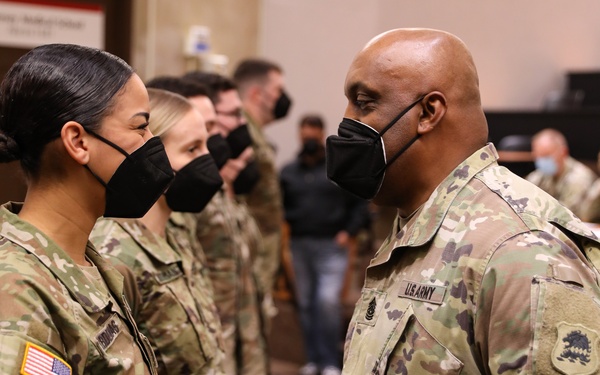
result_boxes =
[535,156,558,176]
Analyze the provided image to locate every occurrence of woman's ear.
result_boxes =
[418,91,447,134]
[60,121,91,165]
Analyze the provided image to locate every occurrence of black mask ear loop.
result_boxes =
[374,95,426,175]
[83,129,134,190]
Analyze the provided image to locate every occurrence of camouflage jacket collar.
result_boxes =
[169,212,189,229]
[0,202,124,313]
[371,143,500,267]
[245,112,268,146]
[113,218,181,265]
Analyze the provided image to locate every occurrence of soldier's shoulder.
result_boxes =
[0,243,65,306]
[0,240,52,277]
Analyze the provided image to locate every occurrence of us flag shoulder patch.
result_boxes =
[20,342,72,375]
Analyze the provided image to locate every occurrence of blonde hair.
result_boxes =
[147,88,193,137]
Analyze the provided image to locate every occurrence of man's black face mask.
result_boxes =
[325,95,425,200]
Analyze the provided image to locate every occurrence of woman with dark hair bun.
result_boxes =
[0,44,171,374]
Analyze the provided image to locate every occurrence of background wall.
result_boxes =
[131,0,260,81]
[259,0,600,168]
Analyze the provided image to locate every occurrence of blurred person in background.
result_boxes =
[526,128,596,217]
[233,59,293,315]
[280,114,370,375]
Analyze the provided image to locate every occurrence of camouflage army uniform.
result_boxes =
[344,144,600,375]
[579,179,600,223]
[0,202,158,375]
[244,116,283,317]
[194,190,268,375]
[230,199,272,349]
[91,217,225,375]
[526,156,596,217]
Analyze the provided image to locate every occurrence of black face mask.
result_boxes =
[300,138,324,157]
[85,133,174,218]
[232,160,261,195]
[207,133,232,169]
[326,95,425,200]
[165,154,223,212]
[226,124,253,158]
[273,90,292,120]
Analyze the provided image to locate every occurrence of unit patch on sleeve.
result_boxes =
[552,322,599,375]
[20,342,72,375]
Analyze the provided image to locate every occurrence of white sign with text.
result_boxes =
[0,0,104,49]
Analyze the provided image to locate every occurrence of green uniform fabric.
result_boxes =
[343,144,600,375]
[526,156,596,218]
[230,199,272,339]
[91,217,225,375]
[194,190,268,375]
[244,117,283,306]
[0,202,158,375]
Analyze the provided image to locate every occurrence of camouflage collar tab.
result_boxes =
[168,212,190,229]
[0,203,112,313]
[114,218,182,265]
[370,143,498,268]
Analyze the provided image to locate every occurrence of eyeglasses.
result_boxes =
[216,109,244,120]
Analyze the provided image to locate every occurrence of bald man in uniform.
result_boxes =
[326,28,600,375]
[526,128,596,218]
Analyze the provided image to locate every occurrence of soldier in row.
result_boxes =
[0,44,162,374]
[90,88,226,374]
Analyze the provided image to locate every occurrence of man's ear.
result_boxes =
[418,91,447,134]
[60,121,91,165]
[248,84,262,102]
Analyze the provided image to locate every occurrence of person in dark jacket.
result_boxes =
[280,114,370,375]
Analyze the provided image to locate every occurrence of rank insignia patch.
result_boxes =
[552,322,599,375]
[365,297,376,321]
[357,289,386,326]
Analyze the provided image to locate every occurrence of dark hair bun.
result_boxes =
[0,132,21,162]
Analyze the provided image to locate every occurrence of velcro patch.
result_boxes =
[398,280,446,304]
[95,315,122,352]
[21,342,72,375]
[154,263,183,284]
[552,322,599,375]
[356,289,387,326]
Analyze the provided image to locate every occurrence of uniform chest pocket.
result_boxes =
[374,307,464,375]
[348,291,463,375]
[85,312,145,374]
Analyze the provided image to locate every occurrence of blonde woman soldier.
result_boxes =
[0,44,169,374]
[91,88,226,374]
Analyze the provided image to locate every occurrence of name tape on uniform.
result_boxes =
[96,315,122,353]
[399,280,446,304]
[154,263,183,284]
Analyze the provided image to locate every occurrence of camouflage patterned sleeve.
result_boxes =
[476,231,600,374]
[0,252,72,372]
